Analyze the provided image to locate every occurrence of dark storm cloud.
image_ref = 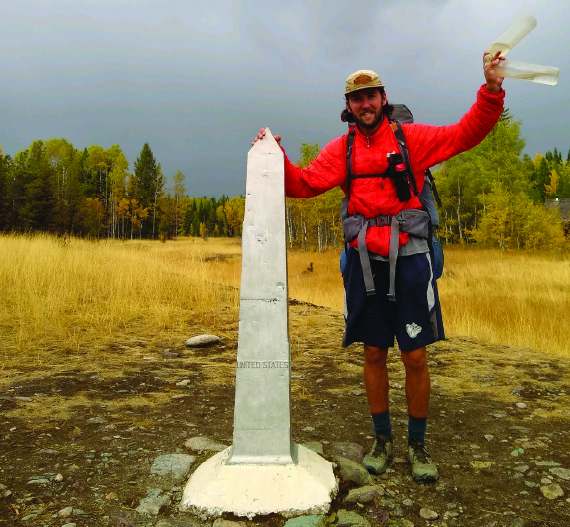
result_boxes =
[1,0,568,197]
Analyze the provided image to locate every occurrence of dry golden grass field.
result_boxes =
[1,233,570,526]
[1,234,568,368]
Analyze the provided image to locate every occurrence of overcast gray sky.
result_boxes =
[1,0,569,197]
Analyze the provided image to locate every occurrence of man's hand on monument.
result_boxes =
[483,50,505,93]
[252,128,281,146]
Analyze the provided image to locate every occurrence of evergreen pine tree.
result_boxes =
[133,143,159,238]
[535,158,552,202]
[18,141,57,231]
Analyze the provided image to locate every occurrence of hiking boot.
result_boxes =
[408,440,439,481]
[363,435,394,475]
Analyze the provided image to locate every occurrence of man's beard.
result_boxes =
[355,110,384,130]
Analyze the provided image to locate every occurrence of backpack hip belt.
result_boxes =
[342,205,430,300]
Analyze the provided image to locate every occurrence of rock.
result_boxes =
[510,448,525,457]
[28,476,50,484]
[0,484,11,498]
[514,464,529,473]
[87,417,108,424]
[488,413,506,419]
[484,434,494,442]
[509,519,525,527]
[21,510,42,521]
[184,436,228,452]
[61,523,77,527]
[549,467,570,480]
[150,454,196,482]
[345,485,385,503]
[419,508,439,520]
[135,488,171,515]
[185,335,221,348]
[335,457,373,486]
[510,426,532,435]
[336,509,371,527]
[540,483,564,499]
[283,515,325,527]
[516,402,528,409]
[164,351,180,358]
[40,448,60,455]
[302,441,324,454]
[330,442,365,463]
[58,506,74,517]
[302,426,315,432]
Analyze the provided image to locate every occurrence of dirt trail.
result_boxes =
[0,303,569,526]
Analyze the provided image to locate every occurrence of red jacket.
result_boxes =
[283,85,505,256]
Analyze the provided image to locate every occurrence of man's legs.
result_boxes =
[362,345,394,475]
[400,346,430,423]
[401,346,438,481]
[364,345,389,415]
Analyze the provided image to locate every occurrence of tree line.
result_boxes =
[0,139,244,240]
[0,110,568,251]
[433,110,569,250]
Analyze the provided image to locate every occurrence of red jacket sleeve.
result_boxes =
[283,135,347,198]
[404,85,505,177]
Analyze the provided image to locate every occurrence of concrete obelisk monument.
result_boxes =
[181,129,336,518]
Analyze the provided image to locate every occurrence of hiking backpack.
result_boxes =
[340,104,444,287]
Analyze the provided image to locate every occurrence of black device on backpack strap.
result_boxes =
[390,121,419,197]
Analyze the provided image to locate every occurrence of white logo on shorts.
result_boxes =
[406,323,422,338]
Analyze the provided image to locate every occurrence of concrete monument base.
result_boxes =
[180,445,337,519]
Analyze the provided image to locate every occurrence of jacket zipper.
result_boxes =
[366,136,370,149]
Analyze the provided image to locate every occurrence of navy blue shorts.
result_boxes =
[342,248,445,351]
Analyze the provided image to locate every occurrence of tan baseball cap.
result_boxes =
[345,69,384,95]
